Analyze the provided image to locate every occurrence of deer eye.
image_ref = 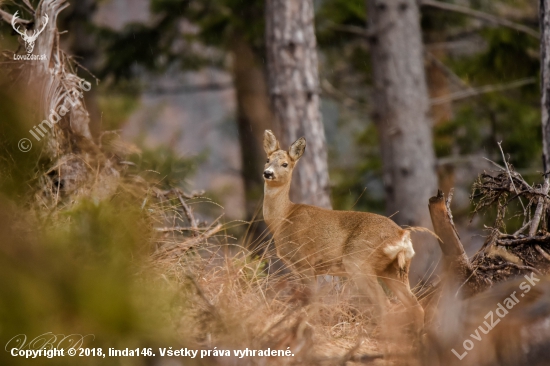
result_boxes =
[266,159,270,163]
[282,163,288,168]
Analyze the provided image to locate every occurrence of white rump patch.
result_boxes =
[383,232,415,261]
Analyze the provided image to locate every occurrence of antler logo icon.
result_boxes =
[11,11,49,54]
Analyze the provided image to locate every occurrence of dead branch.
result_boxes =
[151,188,205,238]
[463,149,550,289]
[151,223,222,260]
[431,156,550,298]
[513,220,531,236]
[477,263,542,276]
[425,51,470,89]
[155,226,200,233]
[535,245,550,262]
[430,78,536,105]
[530,177,550,236]
[324,21,370,38]
[321,79,367,109]
[173,188,199,233]
[496,234,550,246]
[21,0,34,13]
[471,166,545,217]
[498,141,527,213]
[421,0,539,39]
[0,9,30,25]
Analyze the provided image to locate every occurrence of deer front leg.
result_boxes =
[278,247,318,302]
[295,267,317,303]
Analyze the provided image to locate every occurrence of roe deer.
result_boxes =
[262,130,425,333]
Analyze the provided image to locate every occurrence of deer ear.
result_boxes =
[263,130,280,155]
[289,137,306,161]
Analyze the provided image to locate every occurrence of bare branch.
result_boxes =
[425,52,470,89]
[496,234,550,246]
[430,78,536,105]
[535,245,550,262]
[155,226,200,233]
[152,223,222,259]
[21,0,35,13]
[498,141,527,213]
[421,0,539,39]
[0,9,30,25]
[173,188,199,233]
[321,79,367,109]
[324,22,370,38]
[529,177,550,236]
[513,220,531,236]
[478,263,542,275]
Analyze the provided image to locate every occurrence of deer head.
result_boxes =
[12,11,49,54]
[263,130,306,187]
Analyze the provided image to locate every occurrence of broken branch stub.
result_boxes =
[429,190,467,257]
[429,190,475,291]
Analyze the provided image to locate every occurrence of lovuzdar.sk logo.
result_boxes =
[11,11,48,61]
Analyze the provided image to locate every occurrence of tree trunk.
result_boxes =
[26,0,93,150]
[230,33,274,230]
[265,0,332,209]
[426,34,455,197]
[540,0,550,172]
[63,0,101,139]
[366,0,439,281]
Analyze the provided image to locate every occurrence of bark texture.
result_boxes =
[265,0,332,209]
[366,0,439,279]
[231,34,274,223]
[28,0,93,149]
[63,0,101,139]
[540,0,550,172]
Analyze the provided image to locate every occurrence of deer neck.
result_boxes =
[263,181,293,228]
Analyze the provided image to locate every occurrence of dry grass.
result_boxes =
[1,87,425,365]
[143,193,423,366]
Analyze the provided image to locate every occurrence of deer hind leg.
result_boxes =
[342,257,387,320]
[380,258,425,336]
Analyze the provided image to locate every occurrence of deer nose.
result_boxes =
[263,170,274,179]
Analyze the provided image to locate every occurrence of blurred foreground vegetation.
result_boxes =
[0,89,190,366]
